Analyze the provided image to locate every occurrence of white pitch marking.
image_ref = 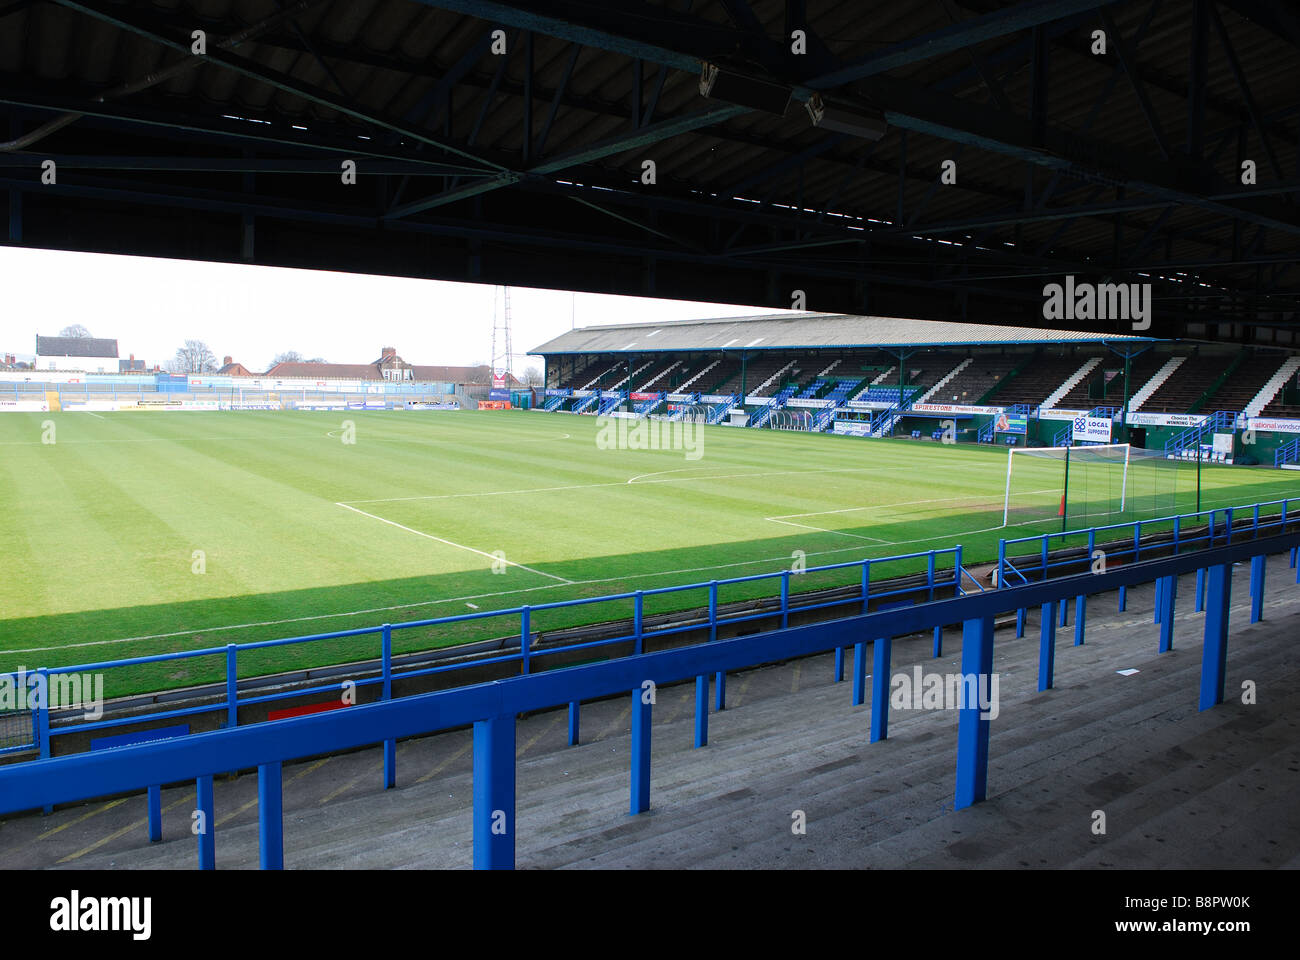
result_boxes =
[335,501,573,584]
[85,412,106,420]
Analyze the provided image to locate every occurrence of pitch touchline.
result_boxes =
[335,502,574,584]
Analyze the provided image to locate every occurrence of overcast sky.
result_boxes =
[0,246,794,373]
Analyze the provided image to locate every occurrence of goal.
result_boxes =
[1002,443,1202,531]
[1002,443,1131,530]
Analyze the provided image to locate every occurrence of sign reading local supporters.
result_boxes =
[1246,417,1300,434]
[910,402,1005,416]
[1072,416,1112,443]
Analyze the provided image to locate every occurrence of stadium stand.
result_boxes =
[986,352,1098,408]
[1055,350,1170,410]
[1133,353,1225,413]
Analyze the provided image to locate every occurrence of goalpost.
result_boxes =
[1002,443,1130,529]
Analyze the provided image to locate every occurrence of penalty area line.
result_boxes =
[334,502,573,584]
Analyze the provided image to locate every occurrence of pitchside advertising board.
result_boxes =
[1072,416,1113,443]
[0,399,49,412]
[1246,417,1300,434]
[833,421,873,437]
[994,413,1027,435]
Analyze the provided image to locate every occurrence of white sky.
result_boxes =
[0,246,795,373]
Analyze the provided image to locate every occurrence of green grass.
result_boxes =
[1,409,1295,697]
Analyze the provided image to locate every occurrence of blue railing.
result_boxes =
[997,497,1300,589]
[1275,437,1300,468]
[569,392,601,414]
[3,528,1294,869]
[596,392,626,416]
[1165,410,1237,457]
[1,547,965,762]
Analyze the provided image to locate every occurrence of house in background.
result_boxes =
[263,346,520,390]
[119,353,146,374]
[217,356,255,376]
[35,335,119,373]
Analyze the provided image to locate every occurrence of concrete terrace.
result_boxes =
[3,560,1298,870]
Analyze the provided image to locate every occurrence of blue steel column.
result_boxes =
[833,646,844,682]
[472,715,516,870]
[1195,567,1205,611]
[852,640,867,706]
[568,701,580,745]
[694,675,708,748]
[1073,595,1085,646]
[258,761,284,870]
[630,686,652,814]
[955,615,995,810]
[1159,575,1176,652]
[196,774,215,870]
[1199,563,1232,711]
[870,636,892,742]
[147,785,162,842]
[1038,601,1056,691]
[382,624,395,788]
[1249,554,1265,623]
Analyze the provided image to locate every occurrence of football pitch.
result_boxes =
[1,409,1295,695]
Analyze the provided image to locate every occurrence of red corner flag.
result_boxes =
[1058,493,1066,517]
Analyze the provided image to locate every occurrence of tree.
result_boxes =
[305,357,328,364]
[272,350,304,365]
[60,324,91,338]
[168,340,218,374]
[522,366,544,386]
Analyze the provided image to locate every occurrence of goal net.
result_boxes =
[1003,443,1199,531]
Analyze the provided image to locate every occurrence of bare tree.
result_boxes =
[272,350,304,365]
[522,365,544,386]
[59,324,91,338]
[168,339,218,374]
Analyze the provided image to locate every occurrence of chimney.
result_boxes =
[223,356,232,366]
[381,347,396,359]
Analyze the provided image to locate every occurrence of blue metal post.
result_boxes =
[568,701,580,745]
[708,581,718,642]
[1118,584,1127,612]
[1159,575,1176,653]
[954,615,995,810]
[1015,607,1025,639]
[694,675,708,748]
[1199,563,1232,711]
[147,785,162,842]
[1154,576,1163,624]
[225,645,238,729]
[520,607,531,673]
[780,571,790,629]
[1249,554,1265,623]
[382,624,395,789]
[870,636,892,743]
[34,668,52,814]
[715,671,726,710]
[196,774,215,870]
[1059,595,1068,627]
[1196,567,1205,611]
[852,640,867,706]
[472,715,516,870]
[1038,602,1056,691]
[1073,595,1085,646]
[861,560,870,614]
[933,623,944,657]
[633,592,644,653]
[833,646,844,682]
[258,761,283,870]
[630,686,651,814]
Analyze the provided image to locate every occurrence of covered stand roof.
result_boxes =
[532,312,1155,355]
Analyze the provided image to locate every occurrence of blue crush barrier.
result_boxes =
[0,529,1296,870]
[3,548,965,765]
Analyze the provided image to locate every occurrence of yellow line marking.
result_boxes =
[597,703,632,741]
[319,761,383,806]
[57,792,195,865]
[731,673,755,708]
[517,712,564,758]
[37,797,129,840]
[416,738,472,785]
